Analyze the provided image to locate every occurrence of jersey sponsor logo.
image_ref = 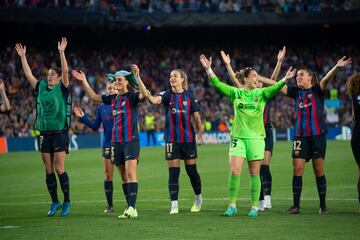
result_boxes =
[112,110,125,116]
[237,103,256,109]
[299,102,312,108]
[171,108,187,114]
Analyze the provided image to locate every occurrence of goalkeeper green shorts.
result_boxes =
[228,138,265,161]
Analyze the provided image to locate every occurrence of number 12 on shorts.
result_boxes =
[293,140,302,151]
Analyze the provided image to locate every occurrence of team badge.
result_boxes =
[122,101,126,106]
[183,101,187,106]
[254,97,258,102]
[308,94,312,98]
[295,151,300,156]
[167,152,172,158]
[112,110,117,116]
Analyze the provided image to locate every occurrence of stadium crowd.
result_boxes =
[0,0,357,13]
[0,44,358,137]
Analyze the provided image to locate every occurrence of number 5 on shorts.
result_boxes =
[231,139,238,148]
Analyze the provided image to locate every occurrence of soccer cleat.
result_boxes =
[258,200,265,211]
[224,206,238,217]
[247,206,258,217]
[60,202,71,217]
[264,195,272,209]
[104,206,114,214]
[190,203,201,213]
[118,206,138,219]
[47,202,62,217]
[318,207,328,214]
[283,206,301,215]
[170,207,179,214]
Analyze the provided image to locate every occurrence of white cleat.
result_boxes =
[264,195,272,210]
[258,200,265,211]
[170,207,179,214]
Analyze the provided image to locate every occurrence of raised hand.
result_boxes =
[73,106,84,117]
[336,56,352,68]
[285,67,296,80]
[199,54,212,69]
[14,43,26,57]
[277,46,286,61]
[0,79,4,91]
[131,64,140,76]
[58,37,68,52]
[220,50,231,65]
[71,70,87,82]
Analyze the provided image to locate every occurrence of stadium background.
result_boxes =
[0,1,359,239]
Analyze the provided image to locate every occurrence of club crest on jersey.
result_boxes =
[167,152,172,158]
[183,101,187,106]
[112,110,117,116]
[295,150,300,156]
[308,94,312,98]
[253,97,258,102]
[121,101,126,106]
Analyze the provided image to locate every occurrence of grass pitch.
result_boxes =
[0,141,359,240]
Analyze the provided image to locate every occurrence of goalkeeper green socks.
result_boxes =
[228,174,241,205]
[250,175,261,207]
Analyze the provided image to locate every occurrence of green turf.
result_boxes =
[0,141,359,240]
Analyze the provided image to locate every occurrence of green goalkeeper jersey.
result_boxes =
[210,76,285,139]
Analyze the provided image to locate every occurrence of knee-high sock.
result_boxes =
[316,175,327,209]
[127,182,138,208]
[168,167,180,201]
[122,183,129,205]
[185,164,201,195]
[58,172,70,203]
[104,180,113,207]
[250,175,261,207]
[46,173,59,203]
[260,165,272,196]
[228,174,240,205]
[293,176,302,208]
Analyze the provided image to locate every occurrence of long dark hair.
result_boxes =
[298,67,319,85]
[347,73,360,97]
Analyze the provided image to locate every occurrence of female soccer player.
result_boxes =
[14,38,72,217]
[72,68,145,219]
[134,64,203,214]
[199,54,295,217]
[281,56,352,214]
[346,73,360,209]
[0,79,11,113]
[73,84,128,214]
[220,47,286,210]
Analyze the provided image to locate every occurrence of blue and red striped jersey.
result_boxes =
[158,90,200,143]
[102,92,140,143]
[80,104,113,148]
[287,84,326,137]
[352,94,360,132]
[263,99,272,128]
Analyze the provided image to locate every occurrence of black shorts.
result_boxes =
[38,132,69,154]
[102,147,112,159]
[111,141,140,166]
[351,131,360,164]
[165,142,197,160]
[292,134,326,161]
[264,127,273,152]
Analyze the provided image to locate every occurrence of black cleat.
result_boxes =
[283,206,301,215]
[318,207,328,214]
